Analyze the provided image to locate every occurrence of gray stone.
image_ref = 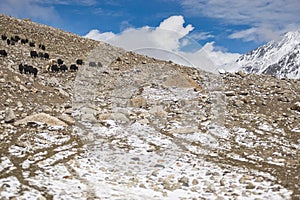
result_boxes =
[15,113,68,126]
[225,91,236,96]
[246,182,256,189]
[4,108,16,123]
[58,114,75,125]
[56,88,70,97]
[291,102,300,112]
[178,176,189,187]
[98,112,129,124]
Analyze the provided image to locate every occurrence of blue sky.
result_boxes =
[0,0,299,70]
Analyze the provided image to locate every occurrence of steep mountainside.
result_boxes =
[0,14,299,199]
[231,30,300,79]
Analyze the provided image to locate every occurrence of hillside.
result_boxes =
[0,14,299,199]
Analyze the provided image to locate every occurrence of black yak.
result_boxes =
[1,34,7,41]
[89,62,96,67]
[57,58,64,65]
[30,50,38,58]
[51,64,59,72]
[76,59,83,65]
[0,50,7,57]
[19,64,24,74]
[21,38,29,44]
[60,64,68,72]
[29,42,35,47]
[39,44,46,51]
[43,52,49,59]
[70,64,78,71]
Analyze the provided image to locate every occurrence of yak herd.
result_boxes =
[1,33,101,78]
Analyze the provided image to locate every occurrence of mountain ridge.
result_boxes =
[226,30,300,79]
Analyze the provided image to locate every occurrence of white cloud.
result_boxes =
[158,15,194,37]
[87,16,195,52]
[190,32,214,40]
[179,0,300,42]
[84,29,116,41]
[229,26,281,42]
[84,15,240,73]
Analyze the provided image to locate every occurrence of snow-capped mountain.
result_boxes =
[228,30,300,79]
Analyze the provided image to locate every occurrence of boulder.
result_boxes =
[98,112,129,124]
[129,96,147,108]
[149,106,167,117]
[15,113,68,126]
[163,73,199,89]
[291,102,300,112]
[58,114,75,125]
[4,108,16,123]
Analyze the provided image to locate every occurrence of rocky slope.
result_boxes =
[0,14,299,199]
[227,30,300,79]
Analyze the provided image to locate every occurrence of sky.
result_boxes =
[0,0,299,72]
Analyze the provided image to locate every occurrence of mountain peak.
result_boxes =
[228,29,300,79]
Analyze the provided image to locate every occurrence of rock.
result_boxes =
[151,170,159,177]
[169,126,198,134]
[291,102,300,112]
[246,182,256,189]
[178,176,189,187]
[137,118,149,125]
[47,77,60,87]
[35,105,52,113]
[239,175,253,184]
[4,108,16,123]
[163,73,198,88]
[14,113,68,126]
[192,179,199,186]
[81,113,98,123]
[129,96,147,108]
[278,96,289,102]
[163,180,181,191]
[64,108,73,115]
[219,178,225,186]
[255,176,264,182]
[37,196,47,200]
[236,71,247,77]
[205,183,216,193]
[13,76,21,82]
[233,100,243,107]
[238,91,249,96]
[16,101,23,108]
[98,112,129,124]
[149,106,167,117]
[19,84,29,92]
[56,88,69,97]
[218,69,226,74]
[225,91,236,96]
[58,114,75,125]
[154,164,165,168]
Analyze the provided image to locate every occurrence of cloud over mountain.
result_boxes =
[85,15,240,73]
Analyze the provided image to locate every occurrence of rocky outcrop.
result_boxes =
[15,113,68,126]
